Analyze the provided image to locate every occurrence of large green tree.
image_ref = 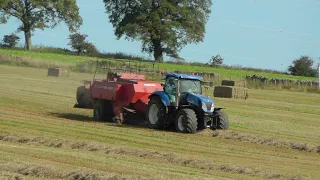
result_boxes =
[0,0,82,50]
[288,55,317,77]
[103,0,212,62]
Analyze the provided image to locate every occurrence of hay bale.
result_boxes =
[233,87,249,99]
[47,68,70,77]
[221,80,235,86]
[214,86,233,98]
[76,85,92,108]
[214,86,249,99]
[221,80,247,87]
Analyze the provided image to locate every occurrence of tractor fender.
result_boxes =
[148,91,171,107]
[214,107,224,111]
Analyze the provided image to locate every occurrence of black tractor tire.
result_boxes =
[175,108,198,133]
[196,113,206,131]
[216,110,229,130]
[93,100,114,122]
[146,96,166,129]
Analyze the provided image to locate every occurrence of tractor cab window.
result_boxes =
[179,79,201,94]
[165,77,177,102]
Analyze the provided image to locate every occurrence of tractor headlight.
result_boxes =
[202,101,214,112]
[210,103,214,112]
[201,101,207,111]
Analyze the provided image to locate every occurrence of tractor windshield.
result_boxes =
[179,79,201,94]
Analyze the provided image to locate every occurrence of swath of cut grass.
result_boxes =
[0,162,155,180]
[217,131,318,153]
[0,133,312,180]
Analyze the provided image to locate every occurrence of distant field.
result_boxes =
[0,65,319,180]
[0,48,318,81]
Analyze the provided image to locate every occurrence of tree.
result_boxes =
[83,42,99,56]
[68,33,88,55]
[0,0,82,50]
[2,33,20,48]
[288,55,317,77]
[103,0,212,62]
[208,54,223,66]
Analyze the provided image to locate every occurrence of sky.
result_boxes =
[0,0,319,72]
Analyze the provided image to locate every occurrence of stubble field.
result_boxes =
[0,65,319,180]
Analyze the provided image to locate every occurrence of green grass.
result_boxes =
[0,48,318,81]
[0,65,319,180]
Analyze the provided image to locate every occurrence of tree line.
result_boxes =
[0,0,318,77]
[0,0,211,62]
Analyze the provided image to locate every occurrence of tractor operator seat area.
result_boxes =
[164,77,202,104]
[165,77,176,102]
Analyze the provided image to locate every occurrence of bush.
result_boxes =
[2,33,20,48]
[288,56,317,77]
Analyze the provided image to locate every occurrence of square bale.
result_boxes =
[47,68,70,77]
[221,80,235,86]
[214,86,233,98]
[214,86,249,99]
[221,80,247,87]
[233,87,249,99]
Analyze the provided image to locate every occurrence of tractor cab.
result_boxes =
[163,73,203,107]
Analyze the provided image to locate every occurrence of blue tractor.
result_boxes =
[146,73,229,133]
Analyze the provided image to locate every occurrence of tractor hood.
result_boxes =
[186,93,214,112]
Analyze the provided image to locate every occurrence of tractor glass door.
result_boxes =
[164,77,177,103]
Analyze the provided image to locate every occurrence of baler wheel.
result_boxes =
[146,96,166,129]
[93,100,114,121]
[175,108,198,133]
[216,110,229,130]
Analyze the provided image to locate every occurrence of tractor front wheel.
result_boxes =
[146,96,166,129]
[216,110,229,130]
[175,108,198,133]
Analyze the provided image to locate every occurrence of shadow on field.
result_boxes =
[50,112,92,122]
[49,112,177,132]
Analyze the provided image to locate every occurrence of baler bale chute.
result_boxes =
[74,68,230,133]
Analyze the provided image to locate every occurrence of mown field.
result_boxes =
[0,48,318,81]
[0,65,319,180]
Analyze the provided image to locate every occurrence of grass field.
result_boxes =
[0,65,319,180]
[0,48,318,81]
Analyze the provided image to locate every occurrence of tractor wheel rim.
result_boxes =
[177,115,185,131]
[148,104,158,124]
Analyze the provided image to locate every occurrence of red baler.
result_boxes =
[74,72,163,123]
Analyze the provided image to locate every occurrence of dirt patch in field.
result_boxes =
[0,134,311,180]
[213,130,317,153]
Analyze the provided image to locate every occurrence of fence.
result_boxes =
[75,59,319,92]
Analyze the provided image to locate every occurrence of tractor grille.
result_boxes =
[205,102,212,110]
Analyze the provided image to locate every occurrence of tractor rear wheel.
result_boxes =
[146,96,166,129]
[93,100,114,121]
[216,110,229,130]
[175,108,198,133]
